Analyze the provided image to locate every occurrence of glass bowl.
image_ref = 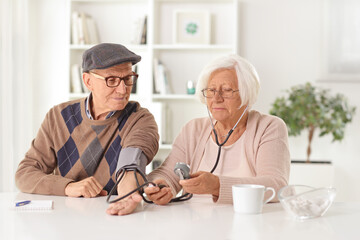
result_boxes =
[278,185,336,220]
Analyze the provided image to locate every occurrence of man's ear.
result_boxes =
[83,72,92,91]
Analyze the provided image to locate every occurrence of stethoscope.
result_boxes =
[206,105,248,173]
[107,105,248,204]
[106,165,193,204]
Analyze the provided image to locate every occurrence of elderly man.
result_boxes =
[15,43,159,215]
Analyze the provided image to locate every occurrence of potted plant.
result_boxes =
[270,82,356,163]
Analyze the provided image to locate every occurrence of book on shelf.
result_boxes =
[71,11,99,45]
[140,16,147,44]
[86,16,99,45]
[131,15,147,44]
[153,58,172,95]
[153,58,160,93]
[71,64,82,93]
[80,12,89,44]
[76,12,85,44]
[71,12,80,44]
[71,64,89,94]
[131,65,138,94]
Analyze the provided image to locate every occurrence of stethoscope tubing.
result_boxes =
[207,106,248,173]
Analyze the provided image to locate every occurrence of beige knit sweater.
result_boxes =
[148,110,290,204]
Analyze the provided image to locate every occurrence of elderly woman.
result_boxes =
[145,54,290,204]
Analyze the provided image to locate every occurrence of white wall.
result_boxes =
[239,0,360,201]
[29,0,68,132]
[25,0,360,201]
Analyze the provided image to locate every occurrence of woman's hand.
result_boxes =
[179,171,220,197]
[144,179,173,205]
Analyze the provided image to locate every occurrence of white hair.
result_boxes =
[195,54,260,109]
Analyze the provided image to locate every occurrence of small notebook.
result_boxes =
[14,200,54,211]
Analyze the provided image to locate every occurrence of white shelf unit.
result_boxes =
[67,0,151,102]
[66,0,239,165]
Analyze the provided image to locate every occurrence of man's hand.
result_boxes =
[106,171,143,216]
[179,171,220,197]
[65,176,107,198]
[144,179,173,205]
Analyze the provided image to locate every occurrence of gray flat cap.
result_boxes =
[82,43,141,72]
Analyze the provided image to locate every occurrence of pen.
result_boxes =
[16,200,31,207]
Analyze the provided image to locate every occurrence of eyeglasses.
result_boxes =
[202,88,239,98]
[90,72,138,87]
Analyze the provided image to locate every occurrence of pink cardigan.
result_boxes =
[148,110,290,204]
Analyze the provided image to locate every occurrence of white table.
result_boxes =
[0,192,359,240]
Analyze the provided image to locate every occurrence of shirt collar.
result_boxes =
[85,92,117,120]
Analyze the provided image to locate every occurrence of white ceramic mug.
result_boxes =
[232,184,276,214]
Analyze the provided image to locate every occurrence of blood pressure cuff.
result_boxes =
[115,147,147,179]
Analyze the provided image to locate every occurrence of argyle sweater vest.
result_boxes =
[15,98,159,195]
[57,101,137,193]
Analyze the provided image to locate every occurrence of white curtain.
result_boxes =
[0,0,32,192]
